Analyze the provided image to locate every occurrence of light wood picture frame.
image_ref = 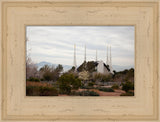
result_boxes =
[0,0,159,121]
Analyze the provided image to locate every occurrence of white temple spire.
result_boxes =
[106,44,109,65]
[73,44,77,68]
[96,50,97,61]
[109,45,114,74]
[110,45,112,66]
[84,45,86,62]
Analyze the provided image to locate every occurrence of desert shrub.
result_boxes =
[28,77,40,82]
[122,81,134,92]
[59,84,72,95]
[89,91,99,96]
[72,79,82,90]
[58,73,81,94]
[70,91,79,96]
[88,82,95,87]
[26,86,58,96]
[43,72,52,81]
[80,86,94,89]
[34,78,40,82]
[97,87,114,92]
[70,90,99,96]
[111,84,119,89]
[93,73,112,82]
[39,87,58,96]
[26,86,40,96]
[120,91,134,96]
[40,64,63,82]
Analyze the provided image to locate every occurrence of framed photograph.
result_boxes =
[26,26,134,97]
[0,0,159,121]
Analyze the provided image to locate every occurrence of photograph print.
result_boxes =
[26,26,134,96]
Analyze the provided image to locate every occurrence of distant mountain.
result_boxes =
[63,65,73,72]
[36,61,72,72]
[36,61,53,68]
[36,61,134,72]
[112,65,134,72]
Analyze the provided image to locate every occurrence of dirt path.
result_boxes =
[93,89,125,96]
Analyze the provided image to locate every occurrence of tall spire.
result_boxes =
[106,44,109,65]
[84,45,86,62]
[96,50,97,61]
[110,45,112,66]
[109,45,114,74]
[73,44,77,68]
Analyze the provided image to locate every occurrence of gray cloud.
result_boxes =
[26,26,134,67]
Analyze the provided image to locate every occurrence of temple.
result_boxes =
[73,44,114,75]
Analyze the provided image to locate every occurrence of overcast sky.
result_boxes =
[26,26,134,68]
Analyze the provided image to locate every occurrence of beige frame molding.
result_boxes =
[0,0,159,121]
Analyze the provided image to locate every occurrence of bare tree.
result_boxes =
[26,37,38,79]
[26,57,38,79]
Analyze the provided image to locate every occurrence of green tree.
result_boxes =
[68,66,76,73]
[40,65,51,72]
[58,73,81,94]
[43,71,52,81]
[55,64,63,73]
[39,64,64,82]
[71,78,81,90]
[40,65,53,81]
[122,81,134,92]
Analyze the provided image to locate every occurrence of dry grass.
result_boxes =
[26,81,127,96]
[26,81,53,87]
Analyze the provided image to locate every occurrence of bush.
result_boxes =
[97,87,114,92]
[93,73,112,82]
[89,91,99,96]
[58,73,81,95]
[26,86,40,96]
[27,77,40,82]
[122,81,134,92]
[70,90,99,96]
[120,91,134,96]
[59,84,71,95]
[111,84,119,89]
[39,87,58,96]
[26,86,58,96]
[88,82,95,87]
[40,64,63,82]
[43,72,52,81]
[80,86,94,89]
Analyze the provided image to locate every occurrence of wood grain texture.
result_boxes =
[0,0,159,121]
